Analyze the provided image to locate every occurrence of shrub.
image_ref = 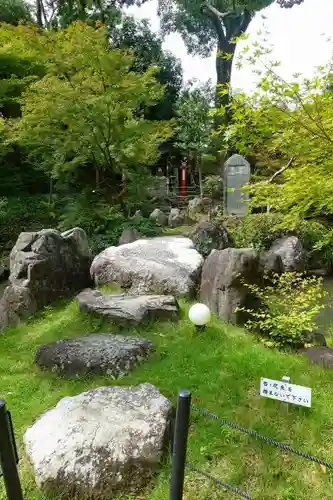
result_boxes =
[273,217,333,271]
[0,195,56,255]
[239,272,327,349]
[203,175,223,200]
[220,213,283,251]
[211,212,333,270]
[58,194,161,255]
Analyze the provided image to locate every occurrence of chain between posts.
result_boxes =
[191,404,333,470]
[186,462,254,500]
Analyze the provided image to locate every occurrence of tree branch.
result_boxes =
[201,3,232,19]
[267,156,295,183]
[201,2,228,45]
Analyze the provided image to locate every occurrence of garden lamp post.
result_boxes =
[188,303,211,334]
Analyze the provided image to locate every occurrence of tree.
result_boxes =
[174,82,214,195]
[110,16,183,121]
[14,22,173,196]
[158,0,305,111]
[0,24,45,118]
[34,0,147,29]
[0,0,32,25]
[220,38,333,225]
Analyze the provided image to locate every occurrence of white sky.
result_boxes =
[126,0,333,92]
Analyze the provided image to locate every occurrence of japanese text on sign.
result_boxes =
[260,377,311,408]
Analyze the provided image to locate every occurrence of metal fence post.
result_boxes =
[170,389,191,500]
[0,400,24,500]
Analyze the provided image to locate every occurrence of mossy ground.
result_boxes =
[1,297,333,500]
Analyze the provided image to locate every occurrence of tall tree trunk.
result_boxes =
[202,4,252,175]
[215,40,235,117]
[36,0,43,27]
[202,4,252,114]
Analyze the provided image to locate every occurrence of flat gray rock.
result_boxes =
[77,288,180,325]
[301,347,333,369]
[36,333,154,378]
[24,384,172,499]
[90,236,203,297]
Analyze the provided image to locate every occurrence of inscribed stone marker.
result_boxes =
[224,154,250,216]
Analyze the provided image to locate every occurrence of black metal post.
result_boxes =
[170,389,191,500]
[0,400,24,500]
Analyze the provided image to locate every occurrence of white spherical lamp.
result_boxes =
[189,303,211,333]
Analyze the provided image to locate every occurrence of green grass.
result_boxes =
[1,298,333,500]
[162,224,195,237]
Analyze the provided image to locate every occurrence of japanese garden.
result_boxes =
[1,0,333,499]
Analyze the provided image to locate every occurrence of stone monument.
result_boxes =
[224,154,250,216]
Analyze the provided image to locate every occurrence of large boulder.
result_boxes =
[168,208,185,228]
[118,227,141,246]
[200,247,260,324]
[91,237,203,297]
[24,384,172,499]
[149,208,167,226]
[36,333,154,378]
[268,236,305,272]
[0,228,91,332]
[191,221,231,258]
[77,288,180,325]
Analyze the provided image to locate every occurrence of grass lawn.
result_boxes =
[1,297,333,500]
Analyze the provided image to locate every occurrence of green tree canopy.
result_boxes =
[0,0,32,25]
[13,22,173,193]
[36,0,147,28]
[0,24,45,117]
[110,16,183,121]
[158,0,305,109]
[220,39,333,225]
[174,81,214,159]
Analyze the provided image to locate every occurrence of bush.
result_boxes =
[273,217,333,271]
[218,213,283,251]
[203,175,223,200]
[0,195,57,255]
[212,212,333,270]
[239,272,327,349]
[58,195,161,255]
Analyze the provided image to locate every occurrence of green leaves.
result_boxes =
[0,0,32,25]
[241,272,327,349]
[174,82,214,158]
[15,22,173,181]
[218,34,333,220]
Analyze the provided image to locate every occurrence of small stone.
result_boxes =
[132,210,143,222]
[168,208,185,228]
[119,228,141,245]
[149,208,167,226]
[188,197,204,217]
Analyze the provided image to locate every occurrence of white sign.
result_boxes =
[260,378,312,408]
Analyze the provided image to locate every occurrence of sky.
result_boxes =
[125,0,333,92]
